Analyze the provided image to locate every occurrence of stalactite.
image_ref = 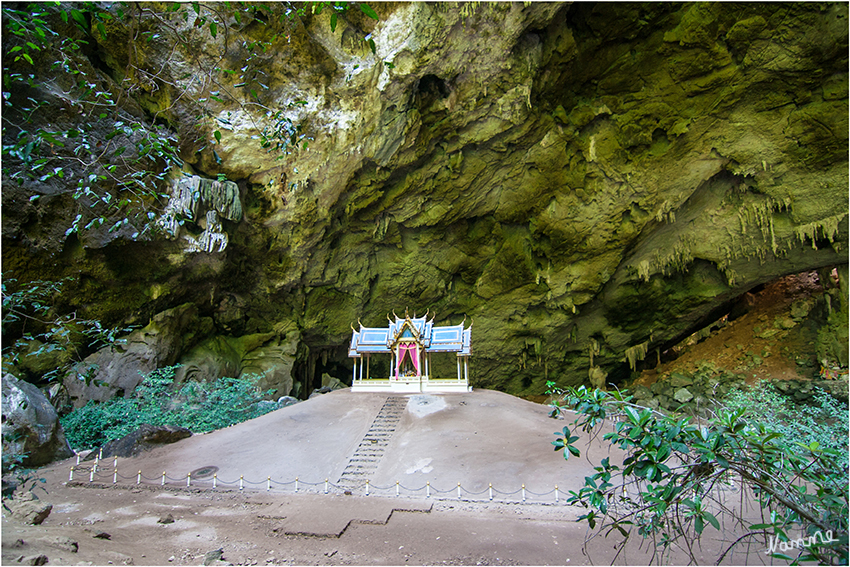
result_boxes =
[158,175,243,253]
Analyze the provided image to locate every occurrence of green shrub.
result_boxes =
[724,380,849,479]
[548,382,849,565]
[60,366,277,451]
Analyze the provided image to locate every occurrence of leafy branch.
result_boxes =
[546,382,848,565]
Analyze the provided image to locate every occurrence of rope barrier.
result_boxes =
[66,459,572,505]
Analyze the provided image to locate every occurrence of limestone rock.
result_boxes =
[1,374,74,467]
[63,304,206,407]
[673,388,694,404]
[89,424,192,459]
[2,3,848,399]
[6,491,53,525]
[175,331,298,399]
[321,373,348,391]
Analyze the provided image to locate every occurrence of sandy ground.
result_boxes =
[3,390,770,566]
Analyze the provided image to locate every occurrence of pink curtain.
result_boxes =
[396,344,419,377]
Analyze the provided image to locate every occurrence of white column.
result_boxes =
[366,354,370,380]
[464,357,469,382]
[353,358,357,383]
[359,355,363,381]
[457,357,461,381]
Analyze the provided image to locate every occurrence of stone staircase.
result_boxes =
[336,395,409,491]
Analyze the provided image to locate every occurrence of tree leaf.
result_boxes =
[360,4,379,20]
[704,511,720,531]
[213,130,222,143]
[70,9,88,29]
[330,12,338,33]
[209,22,217,38]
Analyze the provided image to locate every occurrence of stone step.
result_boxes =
[336,395,409,486]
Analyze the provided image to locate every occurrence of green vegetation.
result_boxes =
[724,381,849,467]
[1,276,134,383]
[60,365,279,451]
[548,382,848,565]
[2,1,378,240]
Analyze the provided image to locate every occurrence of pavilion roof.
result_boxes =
[349,313,471,357]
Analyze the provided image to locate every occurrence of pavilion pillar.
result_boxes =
[366,354,370,380]
[464,357,468,382]
[352,358,357,383]
[457,357,461,381]
[359,355,363,381]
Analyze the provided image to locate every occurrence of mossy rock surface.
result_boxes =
[2,3,847,402]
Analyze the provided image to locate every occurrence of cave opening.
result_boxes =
[293,343,352,399]
[622,267,846,382]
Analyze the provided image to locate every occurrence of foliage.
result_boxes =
[1,276,134,383]
[724,380,849,469]
[2,1,379,240]
[60,365,279,451]
[547,382,849,565]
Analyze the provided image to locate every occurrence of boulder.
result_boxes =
[277,396,299,407]
[6,491,53,525]
[63,304,208,408]
[321,373,348,391]
[1,374,74,467]
[674,387,694,404]
[89,423,192,459]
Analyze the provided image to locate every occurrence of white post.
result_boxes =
[239,475,244,490]
[555,485,559,503]
[457,358,461,381]
[365,480,370,496]
[396,481,400,497]
[76,454,80,466]
[426,482,430,498]
[457,482,462,500]
[522,484,526,503]
[89,467,94,483]
[352,358,357,383]
[69,467,74,482]
[267,477,271,491]
[187,473,191,488]
[113,467,118,484]
[137,471,142,485]
[325,479,329,494]
[489,483,493,501]
[213,474,217,489]
[161,472,166,486]
[295,477,299,493]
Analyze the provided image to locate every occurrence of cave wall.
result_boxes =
[2,2,847,400]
